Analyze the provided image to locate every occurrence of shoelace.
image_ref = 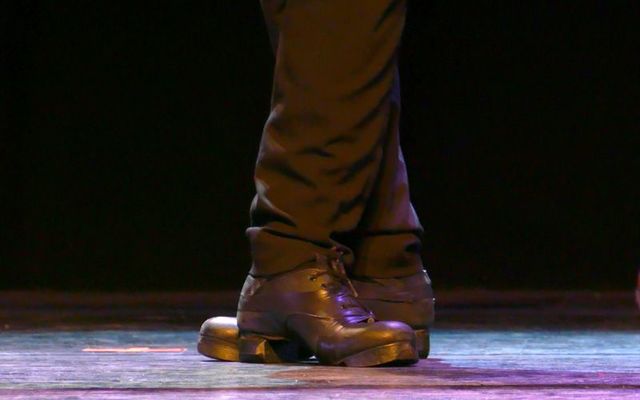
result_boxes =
[311,248,375,323]
[329,253,359,298]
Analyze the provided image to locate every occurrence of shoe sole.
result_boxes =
[198,329,427,364]
[335,340,418,367]
[236,333,417,367]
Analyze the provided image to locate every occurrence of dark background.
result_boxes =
[2,1,638,291]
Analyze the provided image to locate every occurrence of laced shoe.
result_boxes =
[203,251,418,366]
[350,270,434,358]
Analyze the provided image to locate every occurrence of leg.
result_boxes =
[349,67,425,278]
[197,1,430,363]
[346,66,434,358]
[248,0,411,276]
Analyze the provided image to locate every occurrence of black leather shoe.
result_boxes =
[198,269,434,361]
[205,254,418,367]
[351,270,434,358]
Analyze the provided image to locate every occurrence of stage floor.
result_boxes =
[1,291,639,399]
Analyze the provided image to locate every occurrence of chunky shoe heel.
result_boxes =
[414,329,430,358]
[238,334,304,363]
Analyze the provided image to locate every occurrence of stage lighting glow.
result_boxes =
[82,347,186,353]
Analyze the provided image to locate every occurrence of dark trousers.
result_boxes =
[247,0,423,278]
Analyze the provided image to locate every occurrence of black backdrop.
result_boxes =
[3,1,639,290]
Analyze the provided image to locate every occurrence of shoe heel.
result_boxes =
[414,329,430,358]
[238,334,303,363]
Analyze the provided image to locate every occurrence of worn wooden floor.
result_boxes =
[1,291,639,399]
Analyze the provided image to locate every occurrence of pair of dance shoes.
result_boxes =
[198,253,434,367]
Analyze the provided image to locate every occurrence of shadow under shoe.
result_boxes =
[234,256,418,367]
[198,269,434,361]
